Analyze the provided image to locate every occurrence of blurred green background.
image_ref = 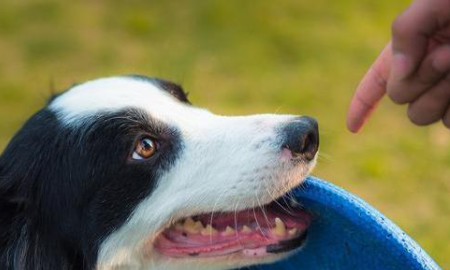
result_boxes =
[0,0,449,267]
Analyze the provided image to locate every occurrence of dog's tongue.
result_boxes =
[155,204,311,258]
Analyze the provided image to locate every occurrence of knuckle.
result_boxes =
[391,15,408,36]
[371,65,388,90]
[387,89,409,104]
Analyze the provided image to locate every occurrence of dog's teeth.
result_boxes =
[201,225,218,236]
[222,226,236,236]
[194,221,205,229]
[241,225,252,234]
[174,222,184,232]
[272,217,286,237]
[288,228,298,236]
[184,218,202,234]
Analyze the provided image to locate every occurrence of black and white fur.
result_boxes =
[0,75,317,270]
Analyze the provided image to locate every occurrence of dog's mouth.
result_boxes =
[154,197,311,259]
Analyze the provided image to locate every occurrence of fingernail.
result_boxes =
[391,53,412,80]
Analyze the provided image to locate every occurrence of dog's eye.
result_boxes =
[132,137,157,160]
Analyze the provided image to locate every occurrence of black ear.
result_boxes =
[127,75,191,104]
[152,78,190,104]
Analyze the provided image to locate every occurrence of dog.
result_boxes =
[0,75,319,270]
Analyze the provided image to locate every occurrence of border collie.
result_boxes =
[0,75,319,270]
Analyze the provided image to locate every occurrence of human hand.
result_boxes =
[347,0,450,132]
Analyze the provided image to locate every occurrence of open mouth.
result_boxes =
[155,196,311,259]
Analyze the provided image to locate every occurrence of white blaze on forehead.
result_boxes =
[49,76,200,125]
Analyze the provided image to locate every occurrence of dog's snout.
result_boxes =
[282,116,319,161]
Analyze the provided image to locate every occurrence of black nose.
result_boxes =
[282,116,319,161]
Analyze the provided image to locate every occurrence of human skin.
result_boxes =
[347,0,450,132]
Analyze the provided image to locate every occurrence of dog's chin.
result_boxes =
[142,173,313,269]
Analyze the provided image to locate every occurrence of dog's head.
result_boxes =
[0,75,318,270]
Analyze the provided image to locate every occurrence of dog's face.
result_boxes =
[0,76,318,270]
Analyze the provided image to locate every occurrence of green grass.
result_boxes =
[0,0,449,267]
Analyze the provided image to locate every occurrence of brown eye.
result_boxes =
[132,137,157,160]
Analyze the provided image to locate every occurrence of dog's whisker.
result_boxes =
[317,153,332,163]
[255,183,273,231]
[264,185,295,216]
[251,190,269,242]
[209,192,224,244]
[252,205,268,242]
[281,186,298,212]
[233,198,244,248]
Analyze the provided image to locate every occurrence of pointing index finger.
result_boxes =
[347,44,392,133]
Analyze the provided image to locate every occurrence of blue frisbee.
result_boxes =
[242,176,441,270]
